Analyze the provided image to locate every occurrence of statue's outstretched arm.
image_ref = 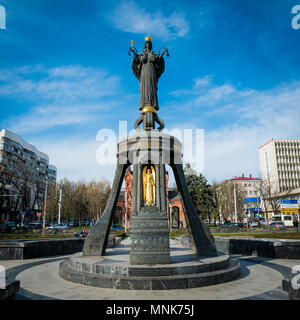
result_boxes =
[128,47,139,59]
[159,48,169,59]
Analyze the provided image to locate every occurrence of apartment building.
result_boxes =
[259,139,300,193]
[0,129,57,220]
[231,174,261,214]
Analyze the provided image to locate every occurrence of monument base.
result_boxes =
[130,206,170,265]
[59,239,240,290]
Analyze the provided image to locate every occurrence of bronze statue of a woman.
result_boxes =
[129,35,169,111]
[143,166,156,207]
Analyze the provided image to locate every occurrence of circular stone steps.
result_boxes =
[59,251,240,290]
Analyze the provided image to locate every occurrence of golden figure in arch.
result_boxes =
[143,166,156,207]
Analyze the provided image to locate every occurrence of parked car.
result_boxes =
[235,222,246,228]
[251,221,259,228]
[68,219,75,227]
[110,224,123,231]
[6,221,16,228]
[26,222,42,229]
[12,224,29,232]
[223,222,246,228]
[259,218,268,226]
[0,221,15,232]
[218,222,246,231]
[269,221,285,229]
[47,223,70,231]
[68,219,79,227]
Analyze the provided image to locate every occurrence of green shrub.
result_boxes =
[110,230,128,239]
[169,229,188,239]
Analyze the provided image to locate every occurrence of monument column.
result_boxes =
[83,34,217,260]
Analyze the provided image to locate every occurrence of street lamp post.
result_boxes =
[216,186,223,226]
[256,196,260,222]
[42,178,48,237]
[233,181,237,222]
[58,189,62,225]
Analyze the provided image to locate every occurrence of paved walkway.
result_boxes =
[0,238,298,300]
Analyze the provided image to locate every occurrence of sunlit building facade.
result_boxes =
[0,129,57,220]
[259,139,300,193]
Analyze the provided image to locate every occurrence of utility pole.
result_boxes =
[260,179,267,223]
[42,178,48,236]
[58,189,62,225]
[256,196,260,224]
[233,181,237,222]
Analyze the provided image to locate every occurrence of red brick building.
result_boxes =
[116,169,186,229]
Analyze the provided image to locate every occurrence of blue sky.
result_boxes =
[0,0,300,184]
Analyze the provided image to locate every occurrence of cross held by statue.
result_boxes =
[130,40,135,48]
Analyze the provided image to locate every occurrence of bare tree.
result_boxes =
[45,182,59,224]
[211,181,225,226]
[258,175,295,221]
[85,180,111,222]
[55,178,111,224]
[216,180,245,222]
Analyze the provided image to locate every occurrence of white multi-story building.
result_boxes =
[259,139,300,193]
[0,129,57,220]
[231,174,261,197]
[230,174,261,214]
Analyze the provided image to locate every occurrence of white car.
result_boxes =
[46,223,70,231]
[251,221,259,227]
[259,218,268,226]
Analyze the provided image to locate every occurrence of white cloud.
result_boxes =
[7,103,116,134]
[194,75,214,88]
[108,1,189,40]
[23,74,300,184]
[170,75,214,97]
[31,136,118,183]
[0,65,122,133]
[0,65,120,102]
[168,77,300,183]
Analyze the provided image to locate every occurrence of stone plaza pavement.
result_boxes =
[1,238,298,300]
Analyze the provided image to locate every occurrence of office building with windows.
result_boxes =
[259,139,300,193]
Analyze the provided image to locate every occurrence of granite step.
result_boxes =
[59,258,240,290]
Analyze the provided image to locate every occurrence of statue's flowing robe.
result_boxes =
[132,50,165,110]
[145,173,154,206]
